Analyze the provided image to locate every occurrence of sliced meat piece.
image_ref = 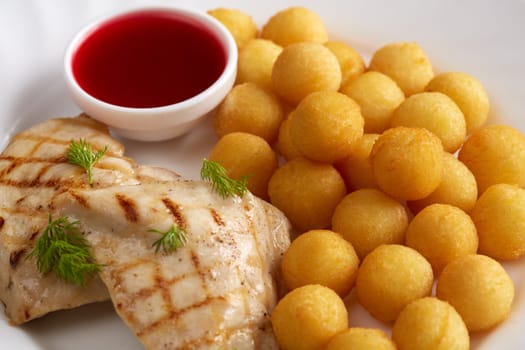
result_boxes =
[0,115,179,324]
[54,181,290,350]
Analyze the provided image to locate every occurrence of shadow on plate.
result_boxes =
[22,301,142,350]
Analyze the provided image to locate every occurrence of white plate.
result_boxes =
[1,0,524,349]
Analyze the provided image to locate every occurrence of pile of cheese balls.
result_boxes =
[208,6,525,350]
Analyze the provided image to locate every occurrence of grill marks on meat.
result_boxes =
[0,116,116,324]
[116,194,139,223]
[8,249,24,269]
[162,197,186,228]
[0,115,180,324]
[210,208,226,227]
[54,182,290,349]
[0,120,104,189]
[1,115,291,349]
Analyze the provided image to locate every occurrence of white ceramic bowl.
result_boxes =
[64,6,237,142]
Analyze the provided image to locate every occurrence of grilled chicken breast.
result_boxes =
[54,182,290,349]
[0,115,181,324]
[0,115,292,349]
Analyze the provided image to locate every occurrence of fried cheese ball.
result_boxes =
[324,41,365,86]
[405,204,478,275]
[356,244,434,323]
[426,72,490,132]
[208,132,278,200]
[390,92,467,153]
[336,133,380,190]
[392,297,469,350]
[213,82,284,143]
[332,189,408,259]
[369,42,434,96]
[272,42,342,105]
[268,157,346,231]
[261,6,328,47]
[236,39,283,91]
[207,8,257,49]
[407,152,478,214]
[341,71,405,133]
[437,254,515,332]
[281,230,359,297]
[371,127,444,201]
[271,284,348,350]
[325,328,396,350]
[458,124,525,193]
[289,91,364,163]
[470,183,525,260]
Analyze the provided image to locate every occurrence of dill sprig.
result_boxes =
[27,215,101,286]
[67,138,108,185]
[150,225,188,254]
[200,159,249,198]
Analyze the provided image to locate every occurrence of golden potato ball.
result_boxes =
[289,91,364,163]
[426,72,490,132]
[268,157,347,231]
[207,8,257,49]
[341,71,405,134]
[276,112,302,160]
[281,230,359,297]
[369,42,434,96]
[236,39,283,91]
[261,6,328,47]
[437,254,514,332]
[271,284,348,350]
[458,124,525,194]
[371,126,444,201]
[324,41,365,86]
[392,297,469,350]
[470,183,525,260]
[272,42,342,105]
[405,204,478,275]
[407,152,478,214]
[213,82,284,143]
[390,92,467,153]
[332,189,408,259]
[208,132,278,200]
[325,328,396,350]
[336,133,380,191]
[356,244,434,323]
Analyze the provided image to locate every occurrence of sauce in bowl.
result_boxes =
[72,9,227,108]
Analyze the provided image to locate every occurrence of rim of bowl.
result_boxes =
[63,5,237,126]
